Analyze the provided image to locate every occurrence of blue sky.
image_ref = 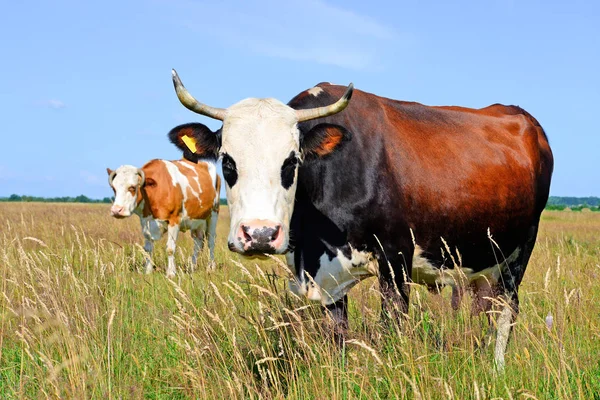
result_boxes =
[1,0,598,198]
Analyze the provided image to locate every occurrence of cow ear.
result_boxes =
[106,168,114,176]
[168,123,220,162]
[300,123,351,160]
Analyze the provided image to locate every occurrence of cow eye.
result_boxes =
[128,186,136,194]
[280,151,298,190]
[222,153,238,187]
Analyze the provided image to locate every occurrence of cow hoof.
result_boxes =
[166,272,176,279]
[207,261,217,271]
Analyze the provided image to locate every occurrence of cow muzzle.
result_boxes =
[110,204,130,218]
[230,219,286,255]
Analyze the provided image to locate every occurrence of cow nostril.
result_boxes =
[270,225,281,242]
[241,225,252,243]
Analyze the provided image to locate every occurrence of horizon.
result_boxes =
[2,194,599,202]
[1,1,599,198]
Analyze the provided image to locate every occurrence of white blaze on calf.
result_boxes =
[107,159,220,277]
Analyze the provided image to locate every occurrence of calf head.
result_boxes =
[169,70,353,256]
[106,165,145,218]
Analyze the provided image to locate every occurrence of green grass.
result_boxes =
[1,203,599,398]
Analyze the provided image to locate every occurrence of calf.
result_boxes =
[107,158,221,277]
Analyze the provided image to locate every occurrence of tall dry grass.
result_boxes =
[0,203,599,399]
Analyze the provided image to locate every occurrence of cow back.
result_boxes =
[289,83,554,272]
[140,159,218,225]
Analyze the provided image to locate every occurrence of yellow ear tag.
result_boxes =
[181,135,197,153]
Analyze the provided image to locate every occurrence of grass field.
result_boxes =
[0,203,599,399]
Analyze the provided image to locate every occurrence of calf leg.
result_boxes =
[143,238,154,274]
[206,210,219,271]
[166,224,180,278]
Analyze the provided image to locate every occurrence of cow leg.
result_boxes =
[191,225,205,273]
[324,295,348,346]
[206,210,219,271]
[493,291,518,372]
[166,224,180,278]
[378,249,412,329]
[493,225,538,372]
[451,284,466,311]
[379,277,410,328]
[140,218,156,274]
[143,238,154,274]
[472,277,495,317]
[469,277,505,357]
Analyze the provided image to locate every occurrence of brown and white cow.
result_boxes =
[168,70,553,370]
[107,158,221,277]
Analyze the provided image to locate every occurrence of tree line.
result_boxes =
[545,196,600,212]
[0,195,598,210]
[546,196,600,207]
[0,194,229,205]
[0,194,112,203]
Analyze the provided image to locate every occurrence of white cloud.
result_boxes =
[44,99,66,109]
[173,0,401,71]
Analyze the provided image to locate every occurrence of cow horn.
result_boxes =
[172,69,227,121]
[108,170,117,187]
[295,83,354,122]
[137,168,146,187]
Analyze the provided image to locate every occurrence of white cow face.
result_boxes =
[220,100,301,255]
[106,165,144,218]
[168,70,353,256]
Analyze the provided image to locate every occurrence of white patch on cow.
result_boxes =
[288,246,378,305]
[161,160,179,187]
[411,245,521,287]
[287,244,521,305]
[202,159,217,190]
[162,160,200,222]
[177,161,203,194]
[307,86,324,97]
[221,98,299,254]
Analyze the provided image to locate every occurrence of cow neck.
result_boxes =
[134,185,152,218]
